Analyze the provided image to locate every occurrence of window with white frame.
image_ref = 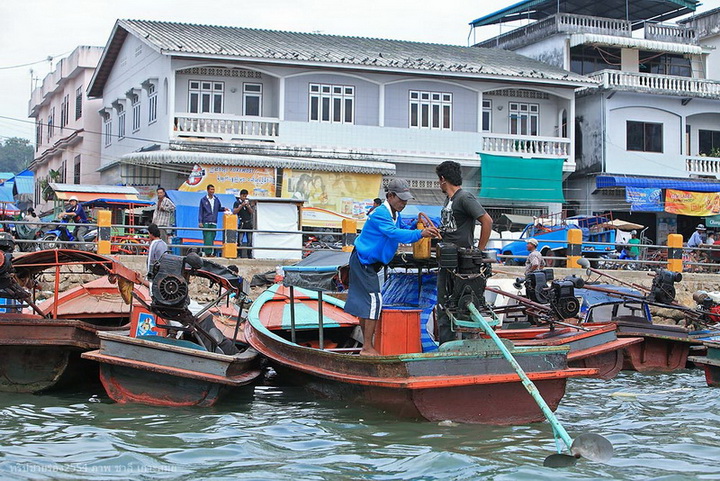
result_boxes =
[117,104,126,140]
[148,84,158,124]
[122,164,160,186]
[188,80,224,114]
[103,113,112,147]
[482,99,492,132]
[243,83,262,116]
[509,102,539,136]
[309,84,354,124]
[60,95,69,128]
[75,86,83,120]
[409,90,452,130]
[131,94,141,132]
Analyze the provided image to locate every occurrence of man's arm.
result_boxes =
[476,213,493,250]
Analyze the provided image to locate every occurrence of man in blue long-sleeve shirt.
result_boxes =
[198,184,226,256]
[344,178,439,356]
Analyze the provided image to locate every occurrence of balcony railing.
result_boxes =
[686,156,720,175]
[475,13,631,49]
[173,113,280,142]
[481,133,570,158]
[588,70,720,99]
[644,22,698,44]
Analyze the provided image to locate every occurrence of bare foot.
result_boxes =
[359,347,381,356]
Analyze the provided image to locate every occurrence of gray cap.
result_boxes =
[526,238,539,247]
[386,178,414,201]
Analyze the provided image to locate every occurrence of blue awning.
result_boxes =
[596,175,720,193]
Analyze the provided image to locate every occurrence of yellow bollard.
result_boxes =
[96,210,112,255]
[566,228,582,268]
[667,233,683,273]
[342,219,357,252]
[222,214,238,259]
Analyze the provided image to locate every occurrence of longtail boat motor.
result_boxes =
[437,242,494,320]
[519,270,584,320]
[648,270,682,304]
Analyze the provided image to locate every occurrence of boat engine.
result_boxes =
[692,290,720,325]
[518,269,584,319]
[150,252,203,312]
[437,243,494,319]
[648,270,682,305]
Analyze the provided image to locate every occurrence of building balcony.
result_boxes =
[643,22,698,44]
[173,113,280,142]
[686,156,720,176]
[169,113,573,169]
[586,70,720,99]
[476,13,631,49]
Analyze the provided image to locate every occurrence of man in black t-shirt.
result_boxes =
[435,161,493,343]
[232,189,254,258]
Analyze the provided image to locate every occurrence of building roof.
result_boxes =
[88,19,590,97]
[470,0,697,28]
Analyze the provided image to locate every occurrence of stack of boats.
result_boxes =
[1,241,719,462]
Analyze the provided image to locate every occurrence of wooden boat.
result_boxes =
[497,324,642,380]
[577,286,700,372]
[84,332,260,407]
[688,340,720,387]
[246,284,597,425]
[0,249,148,393]
[83,254,262,407]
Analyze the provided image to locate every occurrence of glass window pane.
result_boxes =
[410,103,418,127]
[202,82,211,90]
[432,105,440,128]
[333,98,342,122]
[190,93,198,113]
[530,116,538,136]
[213,93,223,113]
[627,121,644,151]
[321,97,330,121]
[482,111,490,131]
[310,97,319,120]
[245,96,260,116]
[443,105,451,129]
[421,104,429,127]
[345,99,353,123]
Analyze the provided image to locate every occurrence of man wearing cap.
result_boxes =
[525,238,546,275]
[435,160,493,343]
[232,189,254,258]
[688,224,707,249]
[344,178,440,356]
[61,196,89,242]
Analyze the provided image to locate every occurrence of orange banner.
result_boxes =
[179,164,275,196]
[665,189,720,216]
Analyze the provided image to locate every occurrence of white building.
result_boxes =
[472,0,720,242]
[86,19,591,220]
[28,46,104,214]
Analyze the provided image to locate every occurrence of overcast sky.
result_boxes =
[1,0,718,142]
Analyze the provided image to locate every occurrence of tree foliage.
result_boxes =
[0,137,33,174]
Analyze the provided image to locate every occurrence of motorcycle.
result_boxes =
[13,222,43,252]
[40,218,98,251]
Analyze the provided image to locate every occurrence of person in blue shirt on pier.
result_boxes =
[198,184,228,257]
[344,178,440,356]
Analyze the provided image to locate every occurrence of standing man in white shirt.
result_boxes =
[152,187,176,243]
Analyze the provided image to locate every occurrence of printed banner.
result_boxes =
[281,170,382,228]
[625,187,664,212]
[179,164,275,196]
[664,188,720,216]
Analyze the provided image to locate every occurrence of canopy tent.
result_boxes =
[478,153,566,203]
[166,190,237,244]
[596,175,720,193]
[49,183,142,202]
[598,219,644,231]
[81,198,155,209]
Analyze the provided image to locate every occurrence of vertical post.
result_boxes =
[342,218,357,253]
[667,233,683,273]
[317,291,324,350]
[289,286,296,344]
[566,228,582,268]
[223,213,238,259]
[96,209,112,255]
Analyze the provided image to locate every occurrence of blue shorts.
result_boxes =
[344,250,383,320]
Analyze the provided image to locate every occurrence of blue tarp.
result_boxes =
[167,190,236,242]
[597,175,720,193]
[11,170,34,196]
[398,204,442,230]
[381,272,439,352]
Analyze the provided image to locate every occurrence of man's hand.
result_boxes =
[421,226,441,239]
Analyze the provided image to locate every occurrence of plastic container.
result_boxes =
[375,309,422,355]
[413,221,431,259]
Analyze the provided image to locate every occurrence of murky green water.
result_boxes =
[0,370,717,480]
